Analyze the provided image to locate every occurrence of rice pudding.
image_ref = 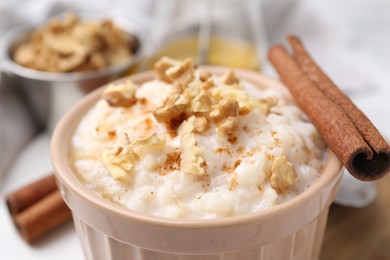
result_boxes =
[70,57,326,219]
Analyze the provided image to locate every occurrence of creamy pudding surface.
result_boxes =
[70,58,326,219]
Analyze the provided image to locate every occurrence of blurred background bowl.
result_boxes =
[0,12,146,131]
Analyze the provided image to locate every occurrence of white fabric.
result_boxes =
[0,74,37,180]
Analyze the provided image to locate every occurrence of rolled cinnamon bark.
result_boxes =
[5,174,73,243]
[269,43,390,181]
[6,174,57,215]
[287,35,389,157]
[14,190,72,244]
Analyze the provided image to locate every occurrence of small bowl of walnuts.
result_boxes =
[1,12,144,130]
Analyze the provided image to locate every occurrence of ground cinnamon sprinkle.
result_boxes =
[107,130,116,139]
[266,153,275,161]
[160,150,181,175]
[273,137,281,146]
[237,146,246,155]
[195,174,211,191]
[233,160,241,169]
[222,160,241,174]
[214,147,231,156]
[228,135,237,144]
[167,113,187,137]
[138,98,148,105]
[228,173,238,190]
[221,163,230,173]
[144,118,153,132]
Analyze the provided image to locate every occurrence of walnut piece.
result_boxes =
[220,70,239,85]
[179,119,206,176]
[102,81,137,107]
[193,116,208,133]
[199,71,212,82]
[258,96,279,115]
[200,78,214,90]
[155,57,195,86]
[270,155,297,192]
[175,85,199,106]
[154,57,179,83]
[101,146,138,181]
[132,133,165,156]
[101,133,165,180]
[154,104,187,129]
[191,90,212,112]
[209,99,239,123]
[216,117,237,137]
[212,85,258,116]
[166,59,193,80]
[105,164,128,181]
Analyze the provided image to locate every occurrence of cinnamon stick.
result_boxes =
[14,190,72,243]
[6,174,57,215]
[268,39,390,181]
[5,174,72,243]
[287,35,389,158]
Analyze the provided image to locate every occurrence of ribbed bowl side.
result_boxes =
[71,206,331,260]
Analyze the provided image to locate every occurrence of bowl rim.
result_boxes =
[0,12,146,82]
[51,67,343,228]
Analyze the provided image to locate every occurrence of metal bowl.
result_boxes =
[0,13,146,130]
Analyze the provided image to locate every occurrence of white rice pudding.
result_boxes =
[70,58,326,219]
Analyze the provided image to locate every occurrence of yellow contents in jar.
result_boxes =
[148,36,261,71]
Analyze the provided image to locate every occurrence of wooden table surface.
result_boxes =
[321,173,390,260]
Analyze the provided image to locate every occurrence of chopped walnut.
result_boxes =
[155,57,195,86]
[166,59,193,79]
[270,155,297,192]
[101,146,138,181]
[154,104,187,129]
[154,57,179,83]
[102,81,137,107]
[191,90,212,112]
[164,93,181,106]
[221,70,239,85]
[132,133,165,156]
[199,71,212,82]
[179,119,206,176]
[209,99,239,123]
[105,164,128,181]
[200,78,215,90]
[216,117,237,137]
[193,116,208,133]
[212,86,258,116]
[258,96,279,115]
[175,85,199,107]
[228,173,238,190]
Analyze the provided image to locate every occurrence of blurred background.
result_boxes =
[0,0,389,259]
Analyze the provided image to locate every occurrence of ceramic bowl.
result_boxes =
[51,68,343,260]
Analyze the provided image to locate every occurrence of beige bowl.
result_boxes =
[51,68,343,260]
